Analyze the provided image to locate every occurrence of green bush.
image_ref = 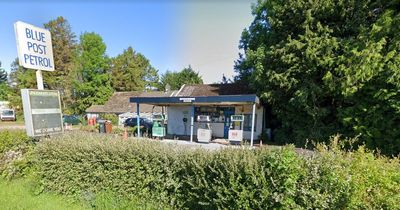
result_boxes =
[35,133,175,208]
[33,133,400,209]
[314,138,400,209]
[111,127,135,135]
[0,130,35,179]
[77,116,87,126]
[79,125,98,133]
[99,113,119,125]
[0,130,31,154]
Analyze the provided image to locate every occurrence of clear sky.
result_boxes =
[0,1,254,83]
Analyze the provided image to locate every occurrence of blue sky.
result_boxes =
[0,1,254,83]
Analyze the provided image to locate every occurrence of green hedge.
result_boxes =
[0,130,31,154]
[0,130,34,179]
[34,133,400,209]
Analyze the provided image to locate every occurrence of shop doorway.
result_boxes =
[223,108,235,138]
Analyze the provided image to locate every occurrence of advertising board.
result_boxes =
[21,89,63,137]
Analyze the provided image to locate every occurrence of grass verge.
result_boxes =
[0,178,86,210]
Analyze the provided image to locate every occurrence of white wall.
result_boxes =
[167,106,191,135]
[167,105,264,140]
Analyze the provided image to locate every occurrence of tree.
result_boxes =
[236,0,400,155]
[73,32,113,114]
[0,62,7,83]
[9,58,37,89]
[158,66,203,91]
[0,83,10,101]
[44,16,77,110]
[0,62,10,100]
[220,74,232,84]
[5,59,33,111]
[111,47,158,91]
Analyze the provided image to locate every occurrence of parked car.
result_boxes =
[0,109,16,121]
[63,115,81,125]
[124,117,153,136]
[124,117,153,128]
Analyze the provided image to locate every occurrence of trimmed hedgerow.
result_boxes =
[0,130,31,154]
[34,132,400,209]
[0,130,35,179]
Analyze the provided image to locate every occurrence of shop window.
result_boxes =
[194,107,235,123]
[243,114,257,132]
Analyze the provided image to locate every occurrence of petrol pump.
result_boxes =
[229,115,244,145]
[197,115,212,143]
[152,114,166,139]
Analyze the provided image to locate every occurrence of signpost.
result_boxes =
[14,21,54,90]
[15,21,62,137]
[21,89,63,137]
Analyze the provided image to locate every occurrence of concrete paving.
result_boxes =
[159,139,229,151]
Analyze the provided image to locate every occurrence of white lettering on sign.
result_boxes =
[179,98,195,103]
[14,21,54,71]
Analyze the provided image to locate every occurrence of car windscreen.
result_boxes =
[2,110,14,115]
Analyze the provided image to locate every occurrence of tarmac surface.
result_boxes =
[0,122,25,130]
[160,139,229,151]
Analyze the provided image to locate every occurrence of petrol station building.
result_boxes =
[130,84,266,146]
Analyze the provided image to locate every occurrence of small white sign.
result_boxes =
[231,115,244,122]
[14,21,54,71]
[229,130,243,142]
[179,98,195,103]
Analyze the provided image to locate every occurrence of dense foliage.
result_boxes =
[0,130,33,179]
[236,0,400,155]
[32,133,400,209]
[0,62,10,100]
[72,32,113,114]
[111,47,159,91]
[0,130,163,209]
[0,83,10,101]
[0,62,7,83]
[0,62,10,101]
[158,66,203,91]
[44,17,78,111]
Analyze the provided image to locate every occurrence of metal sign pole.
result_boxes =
[250,103,256,147]
[190,105,194,142]
[36,70,44,90]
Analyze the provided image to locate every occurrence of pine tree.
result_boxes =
[44,17,77,110]
[0,62,7,83]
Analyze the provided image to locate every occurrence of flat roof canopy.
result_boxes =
[129,94,260,106]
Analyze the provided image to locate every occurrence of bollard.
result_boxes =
[123,128,128,139]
